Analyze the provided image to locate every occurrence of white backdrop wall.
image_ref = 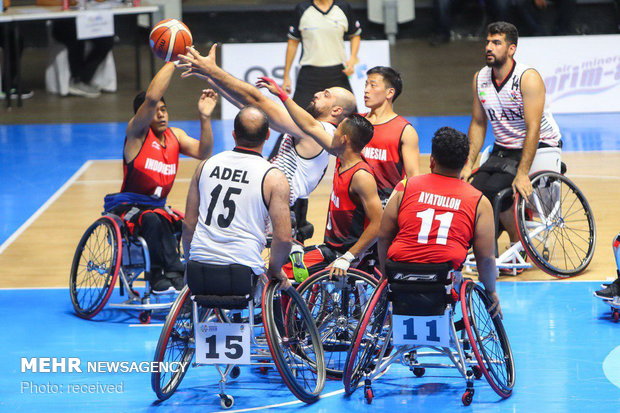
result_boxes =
[518,35,620,114]
[221,40,390,119]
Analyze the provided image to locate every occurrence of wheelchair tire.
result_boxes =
[262,280,326,404]
[461,280,515,398]
[515,171,596,278]
[342,278,390,395]
[296,268,379,379]
[69,216,121,319]
[152,286,195,400]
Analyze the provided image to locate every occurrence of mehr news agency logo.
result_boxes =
[19,357,188,395]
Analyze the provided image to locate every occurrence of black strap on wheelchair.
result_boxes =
[186,261,258,310]
[385,261,454,317]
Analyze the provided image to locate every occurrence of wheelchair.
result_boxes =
[151,261,326,409]
[295,267,379,379]
[69,210,183,323]
[464,147,596,278]
[342,261,515,405]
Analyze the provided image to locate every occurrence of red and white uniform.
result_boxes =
[388,174,483,269]
[476,61,561,149]
[361,114,411,203]
[324,158,374,253]
[121,128,180,199]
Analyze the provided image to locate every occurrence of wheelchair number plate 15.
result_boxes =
[195,322,252,365]
[392,313,450,347]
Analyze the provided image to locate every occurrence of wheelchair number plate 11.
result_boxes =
[392,313,450,347]
[195,322,252,365]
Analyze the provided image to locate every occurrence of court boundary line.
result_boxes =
[0,160,92,255]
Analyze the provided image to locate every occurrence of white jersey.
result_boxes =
[271,121,334,205]
[477,62,561,149]
[189,148,275,274]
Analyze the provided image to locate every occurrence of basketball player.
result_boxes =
[378,127,501,317]
[182,106,292,290]
[177,44,358,241]
[362,66,421,204]
[461,22,562,252]
[106,62,217,294]
[257,77,382,277]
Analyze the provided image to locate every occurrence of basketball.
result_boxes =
[149,18,193,62]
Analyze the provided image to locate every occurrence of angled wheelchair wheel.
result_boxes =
[515,171,596,278]
[296,268,379,379]
[342,278,390,395]
[262,280,326,404]
[461,280,515,398]
[152,286,199,400]
[69,216,121,319]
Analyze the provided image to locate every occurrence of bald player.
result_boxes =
[178,45,358,241]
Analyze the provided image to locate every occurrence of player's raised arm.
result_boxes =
[178,45,307,138]
[173,89,218,160]
[256,76,336,154]
[126,62,176,141]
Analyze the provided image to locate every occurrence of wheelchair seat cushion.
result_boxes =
[186,260,257,298]
[192,294,249,310]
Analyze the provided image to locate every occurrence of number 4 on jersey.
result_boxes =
[416,208,454,245]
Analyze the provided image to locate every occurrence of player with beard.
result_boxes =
[460,22,562,273]
[178,45,357,245]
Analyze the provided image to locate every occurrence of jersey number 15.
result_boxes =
[205,184,242,228]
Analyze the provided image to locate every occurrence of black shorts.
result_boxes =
[471,142,559,212]
[293,64,353,109]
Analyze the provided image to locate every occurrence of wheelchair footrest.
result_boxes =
[192,294,249,310]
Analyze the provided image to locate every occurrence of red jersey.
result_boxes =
[324,158,374,254]
[387,174,483,269]
[121,128,180,199]
[361,114,411,202]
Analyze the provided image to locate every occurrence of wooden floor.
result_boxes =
[0,152,617,288]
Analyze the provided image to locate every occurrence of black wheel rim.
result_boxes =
[70,219,117,316]
[517,172,596,277]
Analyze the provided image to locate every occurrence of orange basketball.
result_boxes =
[149,19,193,62]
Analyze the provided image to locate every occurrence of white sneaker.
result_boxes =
[68,80,101,98]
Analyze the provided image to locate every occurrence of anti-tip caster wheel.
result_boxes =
[220,394,234,409]
[462,389,474,406]
[139,311,151,324]
[364,386,374,404]
[413,367,425,377]
[613,310,619,322]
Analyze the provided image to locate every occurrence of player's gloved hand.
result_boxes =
[329,251,355,278]
[256,76,289,102]
[289,243,309,283]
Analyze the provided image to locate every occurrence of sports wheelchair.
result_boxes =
[342,261,515,405]
[295,267,379,379]
[465,147,596,278]
[151,261,326,409]
[69,210,183,323]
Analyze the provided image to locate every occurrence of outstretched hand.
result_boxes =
[198,89,218,117]
[255,76,289,102]
[178,44,218,80]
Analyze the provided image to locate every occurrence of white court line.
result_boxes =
[129,323,164,327]
[221,389,345,413]
[0,160,93,256]
[567,174,620,180]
